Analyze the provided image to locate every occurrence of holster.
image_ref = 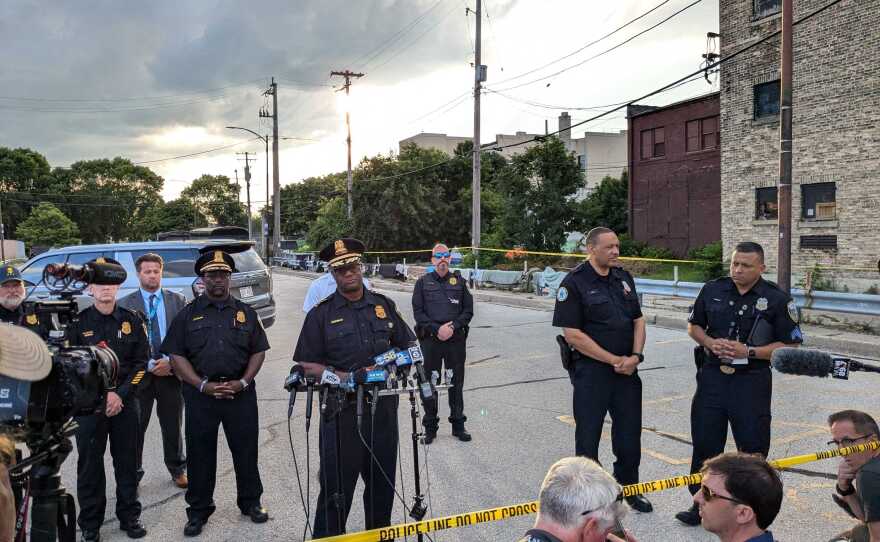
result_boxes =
[694,346,706,371]
[556,335,574,371]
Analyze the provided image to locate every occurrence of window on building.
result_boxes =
[755,187,778,220]
[754,0,781,19]
[686,116,719,152]
[754,80,780,119]
[640,127,665,160]
[802,182,836,220]
[577,154,586,171]
[800,235,837,250]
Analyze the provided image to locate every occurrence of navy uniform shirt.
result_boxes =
[71,305,149,400]
[412,270,473,338]
[162,294,270,380]
[293,290,415,371]
[552,262,643,358]
[0,304,52,339]
[688,277,802,359]
[516,529,564,542]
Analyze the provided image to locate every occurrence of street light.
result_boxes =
[226,126,270,258]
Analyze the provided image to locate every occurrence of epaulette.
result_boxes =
[314,294,334,308]
[119,306,141,318]
[571,261,588,274]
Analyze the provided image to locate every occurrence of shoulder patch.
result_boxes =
[557,286,569,302]
[787,300,800,324]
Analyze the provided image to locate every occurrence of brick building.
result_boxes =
[719,0,880,280]
[627,92,721,257]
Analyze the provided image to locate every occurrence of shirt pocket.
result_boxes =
[583,294,613,322]
[370,319,393,351]
[185,321,212,353]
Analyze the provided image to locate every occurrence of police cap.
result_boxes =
[0,265,27,286]
[319,238,365,269]
[195,250,236,275]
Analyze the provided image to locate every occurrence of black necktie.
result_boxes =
[149,294,162,358]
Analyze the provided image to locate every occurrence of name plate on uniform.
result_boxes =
[731,358,748,365]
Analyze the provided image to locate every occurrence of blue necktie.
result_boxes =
[148,294,162,358]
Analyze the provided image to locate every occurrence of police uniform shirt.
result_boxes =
[516,529,564,542]
[293,290,415,371]
[688,277,802,357]
[0,305,51,338]
[552,262,643,358]
[71,305,149,399]
[412,270,474,336]
[161,295,269,380]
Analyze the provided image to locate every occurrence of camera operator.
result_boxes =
[827,410,880,542]
[70,257,149,541]
[0,266,50,338]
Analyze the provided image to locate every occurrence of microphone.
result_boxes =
[320,368,342,387]
[44,261,127,285]
[304,377,315,431]
[284,364,306,418]
[771,348,880,380]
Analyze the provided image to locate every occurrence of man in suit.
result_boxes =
[119,253,188,489]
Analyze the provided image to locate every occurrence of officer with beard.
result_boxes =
[0,265,51,338]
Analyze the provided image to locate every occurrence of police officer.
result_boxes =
[293,238,416,537]
[0,265,51,337]
[70,257,149,541]
[552,227,652,514]
[162,250,270,537]
[675,241,802,526]
[412,243,473,443]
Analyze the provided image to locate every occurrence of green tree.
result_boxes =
[48,158,164,243]
[576,171,629,235]
[180,174,247,227]
[493,137,583,252]
[307,197,352,250]
[0,147,54,238]
[15,202,81,249]
[141,198,205,237]
[279,172,345,238]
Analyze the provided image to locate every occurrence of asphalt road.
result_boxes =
[54,273,875,541]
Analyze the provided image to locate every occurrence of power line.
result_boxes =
[354,0,446,70]
[132,138,261,165]
[368,2,461,74]
[0,79,265,103]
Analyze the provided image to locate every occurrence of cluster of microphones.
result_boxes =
[283,345,445,423]
[771,348,880,379]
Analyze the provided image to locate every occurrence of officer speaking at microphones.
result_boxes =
[771,348,880,379]
[292,238,417,537]
[412,243,473,445]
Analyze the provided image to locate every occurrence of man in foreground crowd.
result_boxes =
[827,410,880,542]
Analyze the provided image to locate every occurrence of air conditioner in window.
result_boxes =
[815,202,836,220]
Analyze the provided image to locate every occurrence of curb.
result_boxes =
[275,268,878,359]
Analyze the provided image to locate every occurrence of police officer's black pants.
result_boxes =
[570,359,642,485]
[687,364,772,494]
[136,375,185,480]
[74,398,142,531]
[419,337,467,431]
[312,394,399,538]
[182,383,263,521]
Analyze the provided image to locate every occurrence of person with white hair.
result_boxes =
[518,457,638,542]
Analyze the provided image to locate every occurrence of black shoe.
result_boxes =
[80,530,101,542]
[452,428,472,442]
[184,518,206,537]
[424,431,436,444]
[675,503,701,526]
[625,494,653,513]
[121,520,147,539]
[242,505,269,523]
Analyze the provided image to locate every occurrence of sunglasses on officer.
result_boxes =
[432,251,451,259]
[580,491,624,517]
[333,262,364,276]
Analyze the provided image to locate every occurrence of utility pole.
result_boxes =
[234,169,240,204]
[237,152,257,242]
[777,0,793,293]
[330,70,365,219]
[261,78,281,260]
[468,1,486,266]
[0,196,5,262]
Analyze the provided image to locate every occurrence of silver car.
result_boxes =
[18,240,276,328]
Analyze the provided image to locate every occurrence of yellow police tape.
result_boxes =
[365,246,711,265]
[314,440,880,541]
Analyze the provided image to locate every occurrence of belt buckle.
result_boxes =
[719,364,736,375]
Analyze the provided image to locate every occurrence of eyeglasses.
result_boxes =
[700,484,747,506]
[432,251,451,259]
[827,435,871,448]
[581,492,624,517]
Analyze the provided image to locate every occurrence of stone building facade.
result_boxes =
[719,0,880,284]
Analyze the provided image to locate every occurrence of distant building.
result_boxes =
[719,0,880,280]
[400,113,627,198]
[627,92,721,257]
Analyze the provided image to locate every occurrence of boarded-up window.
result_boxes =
[641,127,665,159]
[687,117,718,152]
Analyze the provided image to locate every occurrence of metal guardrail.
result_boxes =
[634,278,880,317]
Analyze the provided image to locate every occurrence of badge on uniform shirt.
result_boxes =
[787,301,800,324]
[26,314,38,325]
[756,298,768,311]
[622,281,631,294]
[121,321,131,335]
[449,277,457,286]
[82,330,94,338]
[236,310,246,323]
[375,305,387,319]
[557,286,569,302]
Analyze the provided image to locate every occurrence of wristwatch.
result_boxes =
[239,378,250,391]
[632,352,645,363]
[836,482,856,496]
[748,347,757,358]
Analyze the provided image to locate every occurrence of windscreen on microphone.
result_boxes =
[83,261,128,285]
[771,348,834,377]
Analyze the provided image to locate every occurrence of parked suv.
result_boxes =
[19,240,276,328]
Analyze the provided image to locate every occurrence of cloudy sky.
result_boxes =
[0,0,719,204]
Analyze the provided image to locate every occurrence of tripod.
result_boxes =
[10,425,78,542]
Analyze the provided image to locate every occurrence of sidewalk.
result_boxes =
[277,268,879,360]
